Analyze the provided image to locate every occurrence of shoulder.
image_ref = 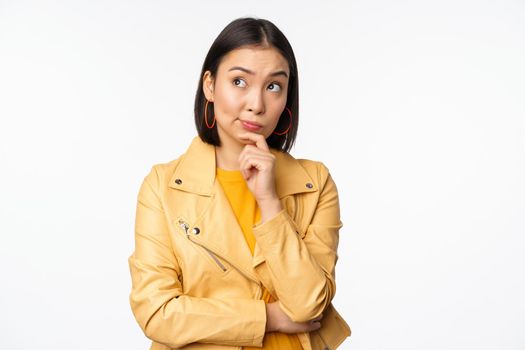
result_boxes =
[298,158,337,190]
[277,150,336,190]
[296,158,330,177]
[139,155,185,190]
[291,158,341,205]
[283,149,332,179]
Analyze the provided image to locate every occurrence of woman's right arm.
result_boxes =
[128,166,266,349]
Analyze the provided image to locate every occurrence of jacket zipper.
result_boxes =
[196,242,228,272]
[177,218,263,286]
[178,219,228,272]
[178,219,245,350]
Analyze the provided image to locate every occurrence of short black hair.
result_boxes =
[194,17,299,153]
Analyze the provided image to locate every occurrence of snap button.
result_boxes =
[306,183,313,188]
[192,227,200,235]
[175,179,182,185]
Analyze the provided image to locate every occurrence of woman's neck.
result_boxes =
[215,142,244,171]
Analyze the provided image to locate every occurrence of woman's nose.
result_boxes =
[246,89,265,114]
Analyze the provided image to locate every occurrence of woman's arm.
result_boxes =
[252,162,343,323]
[128,166,267,348]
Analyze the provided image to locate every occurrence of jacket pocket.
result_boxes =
[176,217,229,274]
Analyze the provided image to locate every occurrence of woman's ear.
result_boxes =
[202,70,215,102]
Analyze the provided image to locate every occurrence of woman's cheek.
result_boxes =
[222,90,243,112]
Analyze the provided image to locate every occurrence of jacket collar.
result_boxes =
[168,135,317,197]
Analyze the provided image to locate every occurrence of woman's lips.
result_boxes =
[240,120,262,132]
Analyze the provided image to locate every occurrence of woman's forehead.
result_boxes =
[218,47,289,76]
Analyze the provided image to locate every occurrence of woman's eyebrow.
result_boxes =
[228,66,288,78]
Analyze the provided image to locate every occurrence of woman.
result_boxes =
[128,17,351,350]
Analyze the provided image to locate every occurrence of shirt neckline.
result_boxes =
[216,167,245,182]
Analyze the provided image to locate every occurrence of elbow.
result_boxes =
[131,298,189,349]
[282,279,335,323]
[284,300,326,323]
[142,321,187,349]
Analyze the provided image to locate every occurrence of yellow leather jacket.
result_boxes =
[128,135,351,350]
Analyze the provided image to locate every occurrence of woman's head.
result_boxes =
[194,17,299,153]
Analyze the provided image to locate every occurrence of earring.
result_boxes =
[204,100,215,129]
[273,107,292,135]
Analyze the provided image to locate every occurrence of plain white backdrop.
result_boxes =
[1,0,524,349]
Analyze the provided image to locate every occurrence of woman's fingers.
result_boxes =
[238,132,270,152]
[267,301,323,334]
[308,320,322,331]
[282,315,324,333]
[238,144,273,165]
[294,319,321,333]
[239,154,271,174]
[305,314,323,331]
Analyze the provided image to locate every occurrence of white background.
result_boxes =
[1,1,524,349]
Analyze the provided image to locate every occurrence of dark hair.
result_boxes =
[194,17,299,153]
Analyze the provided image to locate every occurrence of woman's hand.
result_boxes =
[237,132,283,222]
[265,301,322,333]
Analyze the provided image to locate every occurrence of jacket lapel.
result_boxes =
[168,136,318,284]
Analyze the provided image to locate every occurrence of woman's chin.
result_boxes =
[237,135,257,145]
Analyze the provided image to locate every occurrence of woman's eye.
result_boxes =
[233,78,246,87]
[268,83,281,92]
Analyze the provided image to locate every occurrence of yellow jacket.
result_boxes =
[128,135,351,350]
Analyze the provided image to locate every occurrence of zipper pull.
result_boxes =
[178,219,189,236]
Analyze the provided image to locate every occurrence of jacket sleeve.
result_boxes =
[128,166,267,348]
[251,162,343,323]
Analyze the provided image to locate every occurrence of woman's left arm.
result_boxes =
[252,162,343,323]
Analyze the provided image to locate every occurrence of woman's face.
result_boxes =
[202,45,290,148]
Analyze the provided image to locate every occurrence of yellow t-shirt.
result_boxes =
[216,167,303,350]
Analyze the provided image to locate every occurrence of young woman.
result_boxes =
[128,17,351,350]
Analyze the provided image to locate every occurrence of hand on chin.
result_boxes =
[238,131,260,145]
